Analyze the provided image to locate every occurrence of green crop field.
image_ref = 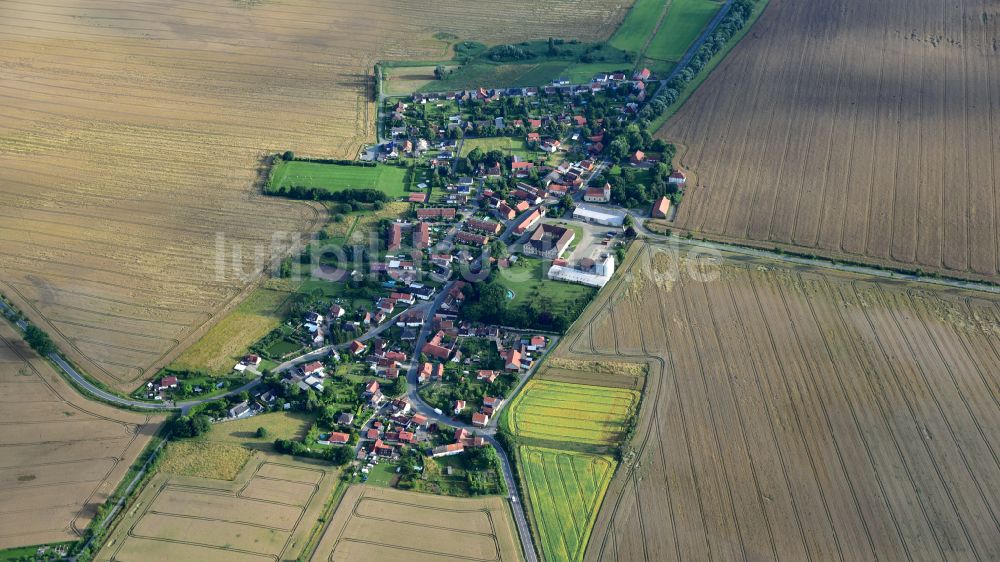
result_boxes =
[519,446,615,562]
[505,380,638,445]
[608,0,666,52]
[646,0,723,62]
[269,160,409,197]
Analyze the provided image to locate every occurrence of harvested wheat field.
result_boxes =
[563,240,1000,562]
[311,484,523,562]
[95,451,338,561]
[0,0,631,391]
[659,0,1000,283]
[0,321,162,550]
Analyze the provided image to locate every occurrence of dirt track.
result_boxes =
[659,0,1000,283]
[573,241,1000,561]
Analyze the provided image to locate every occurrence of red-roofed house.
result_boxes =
[530,335,546,348]
[633,68,651,81]
[669,170,687,184]
[455,231,489,247]
[651,196,672,219]
[528,119,542,129]
[398,430,415,444]
[482,396,503,415]
[419,362,433,383]
[454,400,466,414]
[514,201,530,213]
[413,222,430,249]
[477,370,499,383]
[514,209,542,235]
[366,428,379,440]
[303,361,324,376]
[411,413,428,427]
[573,115,587,127]
[504,349,522,371]
[496,202,516,220]
[431,443,465,457]
[388,223,403,252]
[409,192,428,203]
[466,218,502,235]
[349,340,366,355]
[160,375,178,389]
[584,183,611,203]
[472,412,490,427]
[527,132,541,143]
[324,432,350,445]
[630,150,645,165]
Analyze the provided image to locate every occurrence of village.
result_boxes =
[138,66,688,495]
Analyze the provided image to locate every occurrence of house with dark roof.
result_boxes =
[523,223,575,259]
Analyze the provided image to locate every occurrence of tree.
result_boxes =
[327,446,353,465]
[170,414,211,438]
[256,427,269,438]
[608,137,630,162]
[281,150,295,161]
[559,194,575,211]
[23,325,56,356]
[433,65,446,80]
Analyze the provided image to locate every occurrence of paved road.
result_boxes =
[71,436,170,561]
[661,0,737,86]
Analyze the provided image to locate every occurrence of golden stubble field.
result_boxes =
[0,321,162,550]
[566,241,1000,562]
[0,0,631,391]
[659,0,1000,283]
[311,484,524,562]
[96,451,339,562]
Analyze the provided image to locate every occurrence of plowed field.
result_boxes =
[0,0,631,390]
[569,241,1000,561]
[659,0,1000,283]
[0,321,162,550]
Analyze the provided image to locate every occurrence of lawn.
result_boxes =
[460,136,515,156]
[323,201,410,244]
[495,256,595,314]
[646,0,723,62]
[609,0,667,52]
[504,380,639,446]
[364,461,399,487]
[269,160,410,197]
[169,287,294,374]
[519,446,615,562]
[209,411,313,448]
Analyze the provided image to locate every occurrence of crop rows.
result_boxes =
[559,241,1000,562]
[310,484,524,561]
[520,446,615,562]
[508,380,638,446]
[660,0,1000,283]
[0,0,630,389]
[96,458,333,561]
[0,322,161,550]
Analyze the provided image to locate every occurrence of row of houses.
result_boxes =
[410,69,654,106]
